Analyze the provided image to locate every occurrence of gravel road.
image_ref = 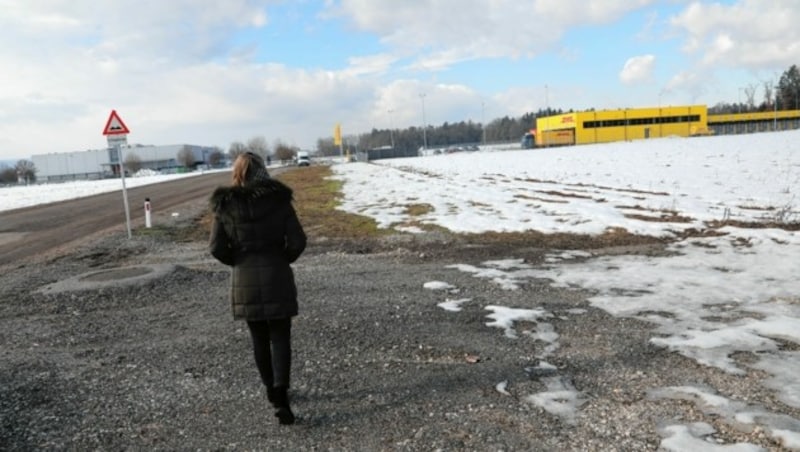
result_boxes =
[0,195,794,451]
[0,171,231,265]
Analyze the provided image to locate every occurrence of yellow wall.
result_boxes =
[535,113,577,146]
[537,105,709,145]
[708,109,800,124]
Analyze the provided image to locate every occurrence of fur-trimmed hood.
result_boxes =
[209,179,294,213]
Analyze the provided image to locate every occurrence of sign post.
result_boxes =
[102,110,133,239]
[334,123,343,159]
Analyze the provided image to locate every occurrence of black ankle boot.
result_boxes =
[272,386,295,425]
[266,386,277,407]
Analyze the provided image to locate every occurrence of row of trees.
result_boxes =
[124,139,301,173]
[309,108,564,157]
[118,145,227,174]
[226,136,300,163]
[710,65,800,114]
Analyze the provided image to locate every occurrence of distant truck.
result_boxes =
[295,151,310,167]
[522,129,576,148]
[521,131,536,149]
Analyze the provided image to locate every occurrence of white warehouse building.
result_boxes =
[32,144,217,182]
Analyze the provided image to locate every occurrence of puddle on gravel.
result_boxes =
[38,264,176,294]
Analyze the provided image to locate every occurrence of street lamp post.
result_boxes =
[774,84,778,131]
[773,74,779,131]
[544,85,550,146]
[419,93,427,150]
[774,97,779,130]
[388,109,395,148]
[481,101,486,144]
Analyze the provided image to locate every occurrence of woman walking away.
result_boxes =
[208,152,307,425]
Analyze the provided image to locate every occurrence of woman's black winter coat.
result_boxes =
[208,179,306,320]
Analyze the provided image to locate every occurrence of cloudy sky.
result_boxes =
[1,0,798,160]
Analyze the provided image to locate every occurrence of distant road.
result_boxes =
[0,171,233,266]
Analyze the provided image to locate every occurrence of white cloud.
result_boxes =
[344,54,398,77]
[329,0,656,69]
[663,70,710,103]
[704,33,736,65]
[665,70,697,92]
[669,0,800,69]
[620,55,656,85]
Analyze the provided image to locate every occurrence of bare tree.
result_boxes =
[176,146,196,168]
[15,159,36,183]
[274,142,297,162]
[247,136,269,158]
[124,152,143,173]
[228,141,247,159]
[744,84,757,111]
[0,165,17,184]
[207,147,225,167]
[762,80,774,109]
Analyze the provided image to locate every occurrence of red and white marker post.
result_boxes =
[144,198,152,228]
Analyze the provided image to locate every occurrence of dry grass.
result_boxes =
[706,219,800,231]
[461,227,668,250]
[275,166,389,239]
[404,203,434,217]
[623,212,694,223]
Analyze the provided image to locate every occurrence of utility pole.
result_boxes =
[774,73,779,130]
[388,109,395,148]
[419,93,427,150]
[544,84,549,146]
[774,97,778,130]
[545,84,549,114]
[481,101,486,144]
[774,79,778,131]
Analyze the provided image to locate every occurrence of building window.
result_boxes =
[583,114,700,129]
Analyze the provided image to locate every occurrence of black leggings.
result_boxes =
[246,318,292,389]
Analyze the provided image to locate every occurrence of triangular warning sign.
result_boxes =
[102,110,130,135]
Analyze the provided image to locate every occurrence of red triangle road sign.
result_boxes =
[102,109,130,135]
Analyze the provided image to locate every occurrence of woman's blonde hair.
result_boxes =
[231,152,265,187]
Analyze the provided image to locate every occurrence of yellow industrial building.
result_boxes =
[532,105,800,147]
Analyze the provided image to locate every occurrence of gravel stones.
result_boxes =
[0,200,794,451]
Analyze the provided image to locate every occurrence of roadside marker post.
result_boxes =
[103,110,133,239]
[144,198,152,228]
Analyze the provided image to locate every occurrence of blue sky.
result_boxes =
[1,0,798,160]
